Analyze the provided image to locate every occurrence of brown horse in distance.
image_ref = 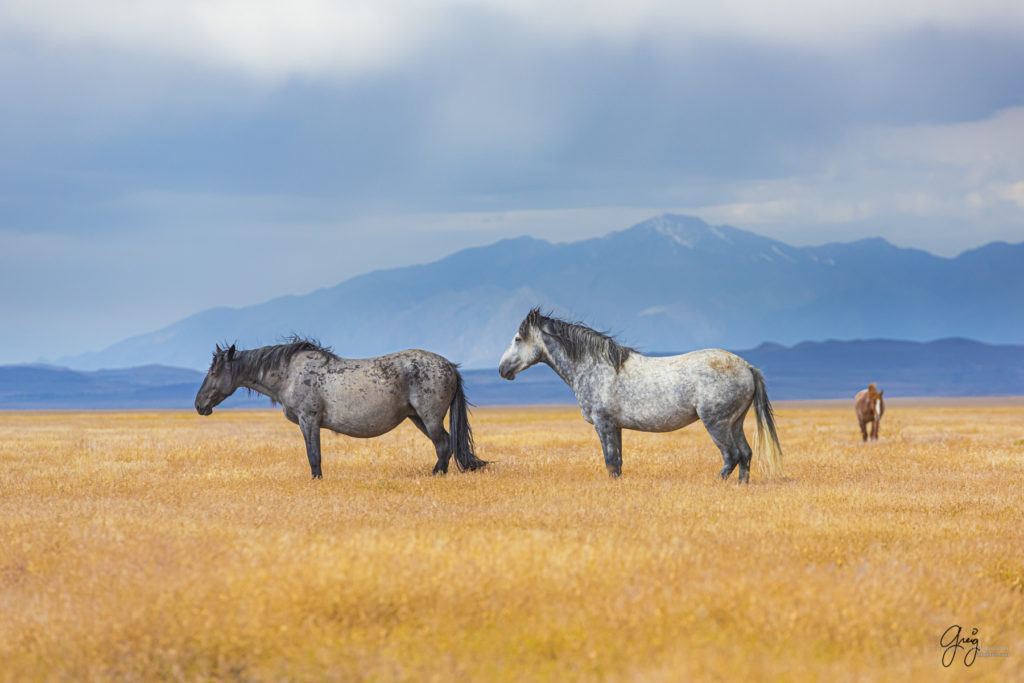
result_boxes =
[854,383,885,441]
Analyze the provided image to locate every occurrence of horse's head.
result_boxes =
[498,309,546,380]
[867,383,884,418]
[195,344,237,415]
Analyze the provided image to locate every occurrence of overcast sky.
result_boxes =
[2,1,1024,364]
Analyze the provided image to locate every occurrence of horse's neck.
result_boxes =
[234,351,286,402]
[542,341,602,395]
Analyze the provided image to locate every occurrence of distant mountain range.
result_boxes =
[6,338,1021,409]
[57,214,1024,373]
[0,364,266,410]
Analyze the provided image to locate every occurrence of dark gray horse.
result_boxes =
[195,339,486,478]
[498,309,784,482]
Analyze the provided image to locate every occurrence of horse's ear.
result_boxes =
[520,308,540,340]
[215,343,222,353]
[227,344,236,361]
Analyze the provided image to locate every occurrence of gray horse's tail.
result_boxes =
[750,367,785,479]
[450,371,487,472]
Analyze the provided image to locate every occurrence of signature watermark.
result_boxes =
[935,625,1010,667]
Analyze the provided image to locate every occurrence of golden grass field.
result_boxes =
[1,401,1022,681]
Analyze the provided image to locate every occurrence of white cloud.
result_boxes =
[670,107,1024,253]
[0,0,430,80]
[853,107,1024,171]
[996,181,1024,209]
[2,0,1023,81]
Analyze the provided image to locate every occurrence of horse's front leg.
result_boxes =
[870,418,880,441]
[594,419,623,478]
[298,414,323,479]
[858,418,868,442]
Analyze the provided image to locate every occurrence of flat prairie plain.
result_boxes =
[0,402,1021,681]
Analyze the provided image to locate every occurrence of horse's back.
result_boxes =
[373,349,461,420]
[387,349,458,385]
[666,349,756,410]
[854,389,871,417]
[288,349,457,437]
[330,349,458,397]
[611,349,755,431]
[641,349,754,386]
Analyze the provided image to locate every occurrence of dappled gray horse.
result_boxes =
[498,309,784,482]
[195,339,486,478]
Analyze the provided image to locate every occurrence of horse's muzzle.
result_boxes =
[498,365,516,381]
[196,404,213,416]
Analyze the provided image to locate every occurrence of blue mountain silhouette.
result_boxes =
[58,214,1024,372]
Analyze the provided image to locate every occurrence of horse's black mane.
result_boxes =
[213,335,337,379]
[245,336,336,372]
[520,308,634,371]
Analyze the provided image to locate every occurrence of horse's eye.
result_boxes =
[515,336,522,343]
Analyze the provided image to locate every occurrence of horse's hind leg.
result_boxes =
[298,414,323,479]
[731,420,754,484]
[705,420,742,482]
[409,415,452,475]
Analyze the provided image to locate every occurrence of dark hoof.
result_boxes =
[607,469,621,479]
[311,473,323,480]
[432,466,448,476]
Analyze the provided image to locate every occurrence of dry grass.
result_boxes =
[0,403,1021,681]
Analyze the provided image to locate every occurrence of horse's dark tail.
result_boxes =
[750,367,785,480]
[450,370,487,472]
